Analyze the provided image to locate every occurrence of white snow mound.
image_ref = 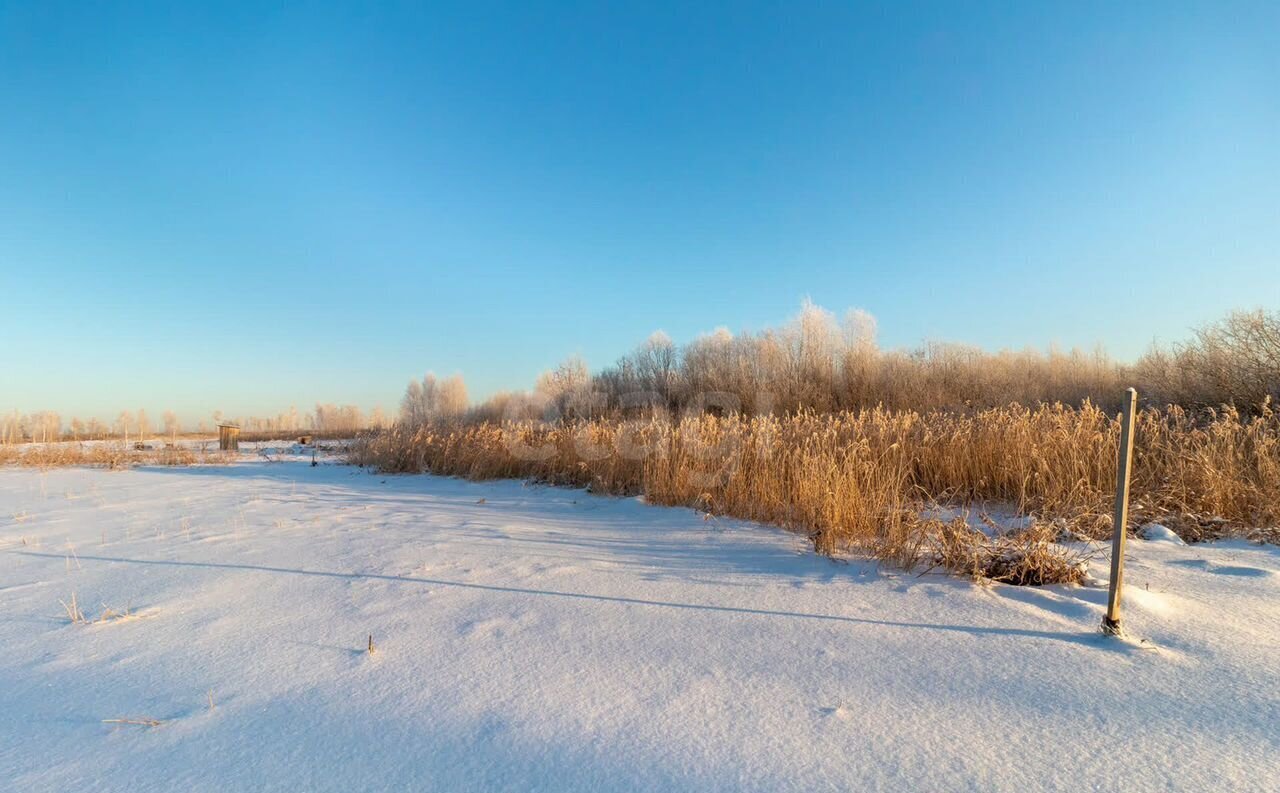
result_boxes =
[1139,523,1187,545]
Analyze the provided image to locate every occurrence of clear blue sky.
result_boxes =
[2,1,1277,425]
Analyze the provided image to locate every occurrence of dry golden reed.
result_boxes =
[0,443,227,469]
[350,402,1280,583]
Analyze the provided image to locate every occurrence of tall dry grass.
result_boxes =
[0,443,230,469]
[350,402,1280,582]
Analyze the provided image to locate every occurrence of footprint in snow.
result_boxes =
[1169,559,1273,578]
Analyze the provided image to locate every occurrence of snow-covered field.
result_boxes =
[1,457,1278,792]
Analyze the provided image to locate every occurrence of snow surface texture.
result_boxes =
[1,459,1278,792]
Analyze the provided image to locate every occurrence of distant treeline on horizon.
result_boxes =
[5,304,1277,444]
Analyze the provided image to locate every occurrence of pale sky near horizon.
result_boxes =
[2,2,1277,426]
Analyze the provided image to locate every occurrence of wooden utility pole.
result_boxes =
[1103,388,1139,636]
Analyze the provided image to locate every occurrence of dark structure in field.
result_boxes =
[218,424,240,451]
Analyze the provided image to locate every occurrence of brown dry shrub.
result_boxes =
[921,518,1088,586]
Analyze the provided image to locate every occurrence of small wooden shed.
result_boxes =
[218,424,241,451]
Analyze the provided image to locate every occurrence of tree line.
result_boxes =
[1,402,390,444]
[400,302,1280,425]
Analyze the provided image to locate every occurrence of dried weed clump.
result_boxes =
[921,518,1088,586]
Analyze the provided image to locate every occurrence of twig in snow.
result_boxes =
[102,718,163,728]
[60,591,85,624]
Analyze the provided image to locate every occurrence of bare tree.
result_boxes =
[1137,309,1280,410]
[438,375,469,419]
[401,372,468,424]
[536,356,593,418]
[400,379,425,425]
[314,403,365,433]
[163,410,180,441]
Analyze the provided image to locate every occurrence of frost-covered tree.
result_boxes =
[401,373,468,425]
[163,410,180,440]
[438,375,468,418]
[314,404,365,433]
[1,410,19,444]
[400,379,425,425]
[536,356,593,418]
